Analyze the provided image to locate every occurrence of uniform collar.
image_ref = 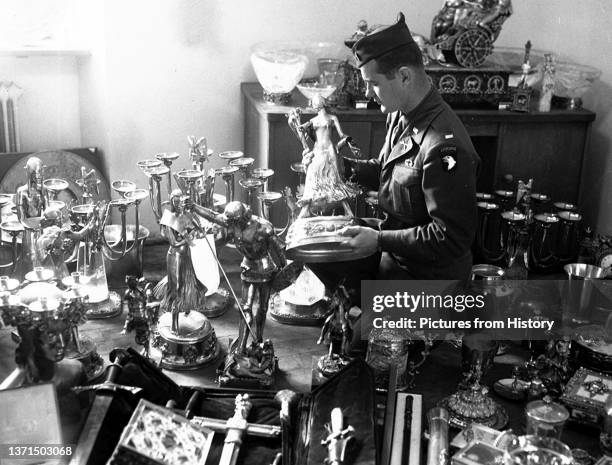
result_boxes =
[402,84,445,145]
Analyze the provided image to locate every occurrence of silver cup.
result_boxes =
[563,263,606,325]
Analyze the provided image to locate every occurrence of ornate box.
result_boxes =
[107,399,214,465]
[560,367,612,427]
[73,348,379,465]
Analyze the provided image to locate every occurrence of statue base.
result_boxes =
[203,287,232,318]
[217,340,278,389]
[317,353,352,378]
[85,291,122,319]
[269,292,329,326]
[152,312,219,370]
[65,338,105,383]
[438,385,509,430]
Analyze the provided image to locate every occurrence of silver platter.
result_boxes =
[285,216,375,263]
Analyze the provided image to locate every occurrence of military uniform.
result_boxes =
[351,86,480,280]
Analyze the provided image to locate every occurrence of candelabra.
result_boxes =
[135,138,238,370]
[0,273,103,387]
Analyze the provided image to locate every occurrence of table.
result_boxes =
[0,242,605,462]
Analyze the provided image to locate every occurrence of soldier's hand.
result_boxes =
[339,226,378,256]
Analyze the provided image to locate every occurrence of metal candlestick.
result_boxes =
[239,178,264,213]
[215,166,239,204]
[155,152,180,195]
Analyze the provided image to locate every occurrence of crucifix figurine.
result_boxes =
[322,408,355,465]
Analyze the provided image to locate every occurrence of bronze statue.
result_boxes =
[186,199,286,385]
[288,95,359,218]
[122,275,159,357]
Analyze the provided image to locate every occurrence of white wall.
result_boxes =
[7,0,612,237]
[0,55,81,151]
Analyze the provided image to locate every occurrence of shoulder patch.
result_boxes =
[439,145,457,172]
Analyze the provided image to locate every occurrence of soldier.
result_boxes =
[310,13,479,304]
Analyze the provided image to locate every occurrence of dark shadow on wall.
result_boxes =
[579,79,612,234]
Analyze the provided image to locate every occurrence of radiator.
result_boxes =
[0,82,23,153]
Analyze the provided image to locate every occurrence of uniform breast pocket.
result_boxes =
[389,164,424,219]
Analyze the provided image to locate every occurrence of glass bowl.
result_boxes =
[296,80,338,108]
[554,62,601,99]
[504,435,573,465]
[250,41,308,105]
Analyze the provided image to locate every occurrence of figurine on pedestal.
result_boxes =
[160,190,208,334]
[512,41,534,112]
[79,167,100,204]
[288,95,359,218]
[149,189,219,370]
[186,199,286,387]
[15,157,47,278]
[16,157,46,226]
[316,284,354,377]
[122,275,160,358]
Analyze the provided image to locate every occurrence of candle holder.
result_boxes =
[42,178,69,204]
[214,166,239,205]
[0,220,24,277]
[239,177,264,213]
[155,152,180,195]
[251,167,274,191]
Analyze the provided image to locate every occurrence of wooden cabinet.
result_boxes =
[242,82,595,223]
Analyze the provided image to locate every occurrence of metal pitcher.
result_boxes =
[528,213,560,272]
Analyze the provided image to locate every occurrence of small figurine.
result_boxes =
[317,284,353,377]
[78,167,100,204]
[512,41,533,112]
[187,135,209,169]
[538,53,555,112]
[16,156,46,228]
[322,407,355,465]
[122,275,159,358]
